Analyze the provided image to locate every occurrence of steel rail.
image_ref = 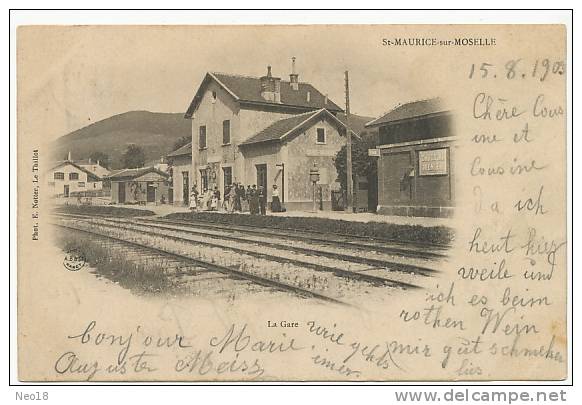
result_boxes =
[53,222,350,306]
[55,216,421,289]
[52,210,450,254]
[141,217,448,259]
[54,213,438,276]
[132,218,439,275]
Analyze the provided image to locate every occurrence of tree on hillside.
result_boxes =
[121,144,146,169]
[89,151,111,169]
[172,136,191,152]
[334,130,378,190]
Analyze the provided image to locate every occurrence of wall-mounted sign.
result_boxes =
[368,148,381,157]
[418,148,448,176]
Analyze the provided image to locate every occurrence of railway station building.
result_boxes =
[108,167,170,205]
[365,97,456,218]
[184,61,359,211]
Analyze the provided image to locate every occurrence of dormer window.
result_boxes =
[316,128,326,144]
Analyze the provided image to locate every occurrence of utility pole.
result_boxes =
[345,71,354,213]
[276,163,285,204]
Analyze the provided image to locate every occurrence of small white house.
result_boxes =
[47,160,103,197]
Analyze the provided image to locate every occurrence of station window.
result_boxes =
[199,125,207,149]
[316,128,326,144]
[69,172,79,180]
[200,169,209,191]
[223,167,232,195]
[54,172,64,180]
[223,120,231,145]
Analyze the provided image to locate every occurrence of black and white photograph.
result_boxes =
[12,17,569,385]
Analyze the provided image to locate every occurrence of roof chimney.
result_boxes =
[260,65,281,103]
[289,57,299,90]
[324,94,328,105]
[67,151,72,161]
[306,91,311,103]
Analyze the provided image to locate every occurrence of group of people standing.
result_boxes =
[189,183,283,215]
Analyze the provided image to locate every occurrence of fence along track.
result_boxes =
[53,222,350,306]
[54,215,422,289]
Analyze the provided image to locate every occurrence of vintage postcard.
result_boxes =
[16,22,568,381]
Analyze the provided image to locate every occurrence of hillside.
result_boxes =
[51,111,191,169]
[51,110,376,170]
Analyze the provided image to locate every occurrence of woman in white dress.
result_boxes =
[200,188,210,210]
[271,184,281,212]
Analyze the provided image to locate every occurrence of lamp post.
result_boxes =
[309,163,320,213]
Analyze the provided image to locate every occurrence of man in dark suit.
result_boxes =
[258,185,266,215]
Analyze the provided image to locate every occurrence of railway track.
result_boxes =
[100,217,434,275]
[54,223,351,305]
[54,211,449,259]
[54,213,444,273]
[54,214,426,289]
[147,217,449,259]
[167,214,451,249]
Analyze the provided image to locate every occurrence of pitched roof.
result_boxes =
[75,159,107,167]
[185,72,343,118]
[239,109,357,147]
[365,97,450,128]
[106,166,169,180]
[106,168,126,177]
[167,142,192,158]
[336,113,376,136]
[50,160,102,181]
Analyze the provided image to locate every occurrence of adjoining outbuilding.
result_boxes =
[237,108,358,211]
[107,167,170,205]
[166,142,192,206]
[365,97,456,218]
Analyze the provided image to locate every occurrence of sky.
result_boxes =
[18,25,465,141]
